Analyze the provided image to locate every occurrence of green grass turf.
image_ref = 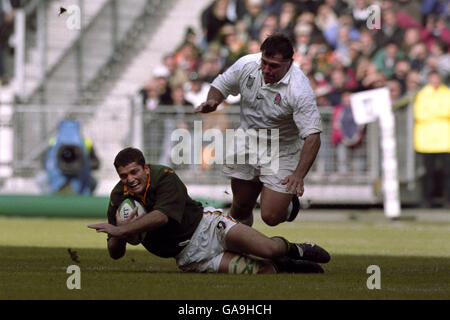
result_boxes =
[0,214,449,300]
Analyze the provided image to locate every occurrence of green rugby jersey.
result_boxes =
[107,164,203,257]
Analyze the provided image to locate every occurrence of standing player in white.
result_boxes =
[196,33,322,227]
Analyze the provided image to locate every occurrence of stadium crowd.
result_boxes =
[139,0,450,111]
[137,0,450,208]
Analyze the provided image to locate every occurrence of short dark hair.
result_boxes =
[114,147,146,169]
[427,69,441,78]
[260,33,294,60]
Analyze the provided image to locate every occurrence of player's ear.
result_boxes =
[144,164,150,174]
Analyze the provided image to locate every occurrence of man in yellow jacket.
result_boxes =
[414,71,450,208]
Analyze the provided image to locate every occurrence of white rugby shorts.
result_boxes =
[175,207,237,273]
[222,144,301,194]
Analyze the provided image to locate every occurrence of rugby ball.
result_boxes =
[118,198,147,245]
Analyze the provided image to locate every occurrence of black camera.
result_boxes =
[57,145,84,176]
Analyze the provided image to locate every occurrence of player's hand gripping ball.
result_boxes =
[118,198,147,245]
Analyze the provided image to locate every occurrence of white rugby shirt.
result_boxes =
[211,53,322,148]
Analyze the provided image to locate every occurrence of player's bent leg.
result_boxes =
[218,252,276,274]
[224,223,287,259]
[259,187,293,226]
[229,178,263,226]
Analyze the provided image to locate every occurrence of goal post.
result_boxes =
[350,88,401,218]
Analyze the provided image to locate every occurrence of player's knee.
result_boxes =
[261,212,283,226]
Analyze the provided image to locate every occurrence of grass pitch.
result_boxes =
[0,211,449,300]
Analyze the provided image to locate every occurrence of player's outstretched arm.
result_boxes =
[88,210,168,259]
[195,86,224,113]
[88,210,168,238]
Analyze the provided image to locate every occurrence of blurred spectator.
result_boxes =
[429,40,450,82]
[413,71,450,208]
[315,4,338,37]
[327,67,357,105]
[172,85,193,118]
[421,0,449,22]
[323,12,360,50]
[315,85,332,107]
[331,91,365,173]
[225,0,247,23]
[392,59,411,94]
[159,85,193,166]
[360,61,387,90]
[386,79,403,102]
[348,40,362,70]
[374,8,405,49]
[325,0,349,16]
[391,69,422,110]
[351,0,370,30]
[141,79,161,111]
[405,70,423,93]
[296,11,314,26]
[293,23,312,56]
[257,24,273,43]
[293,0,321,15]
[359,29,377,59]
[201,0,232,45]
[138,77,165,166]
[181,26,200,50]
[0,0,14,84]
[380,0,421,29]
[161,54,190,91]
[198,50,223,83]
[262,0,283,16]
[241,0,268,40]
[255,14,279,44]
[246,39,261,53]
[262,14,279,35]
[309,41,332,79]
[184,72,210,107]
[408,41,428,72]
[372,42,405,79]
[296,11,324,44]
[220,24,247,68]
[401,27,421,53]
[152,64,173,105]
[395,0,422,24]
[333,25,352,66]
[296,54,313,77]
[420,14,450,50]
[278,1,297,41]
[173,42,201,83]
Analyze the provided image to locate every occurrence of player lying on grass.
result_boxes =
[88,147,330,274]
